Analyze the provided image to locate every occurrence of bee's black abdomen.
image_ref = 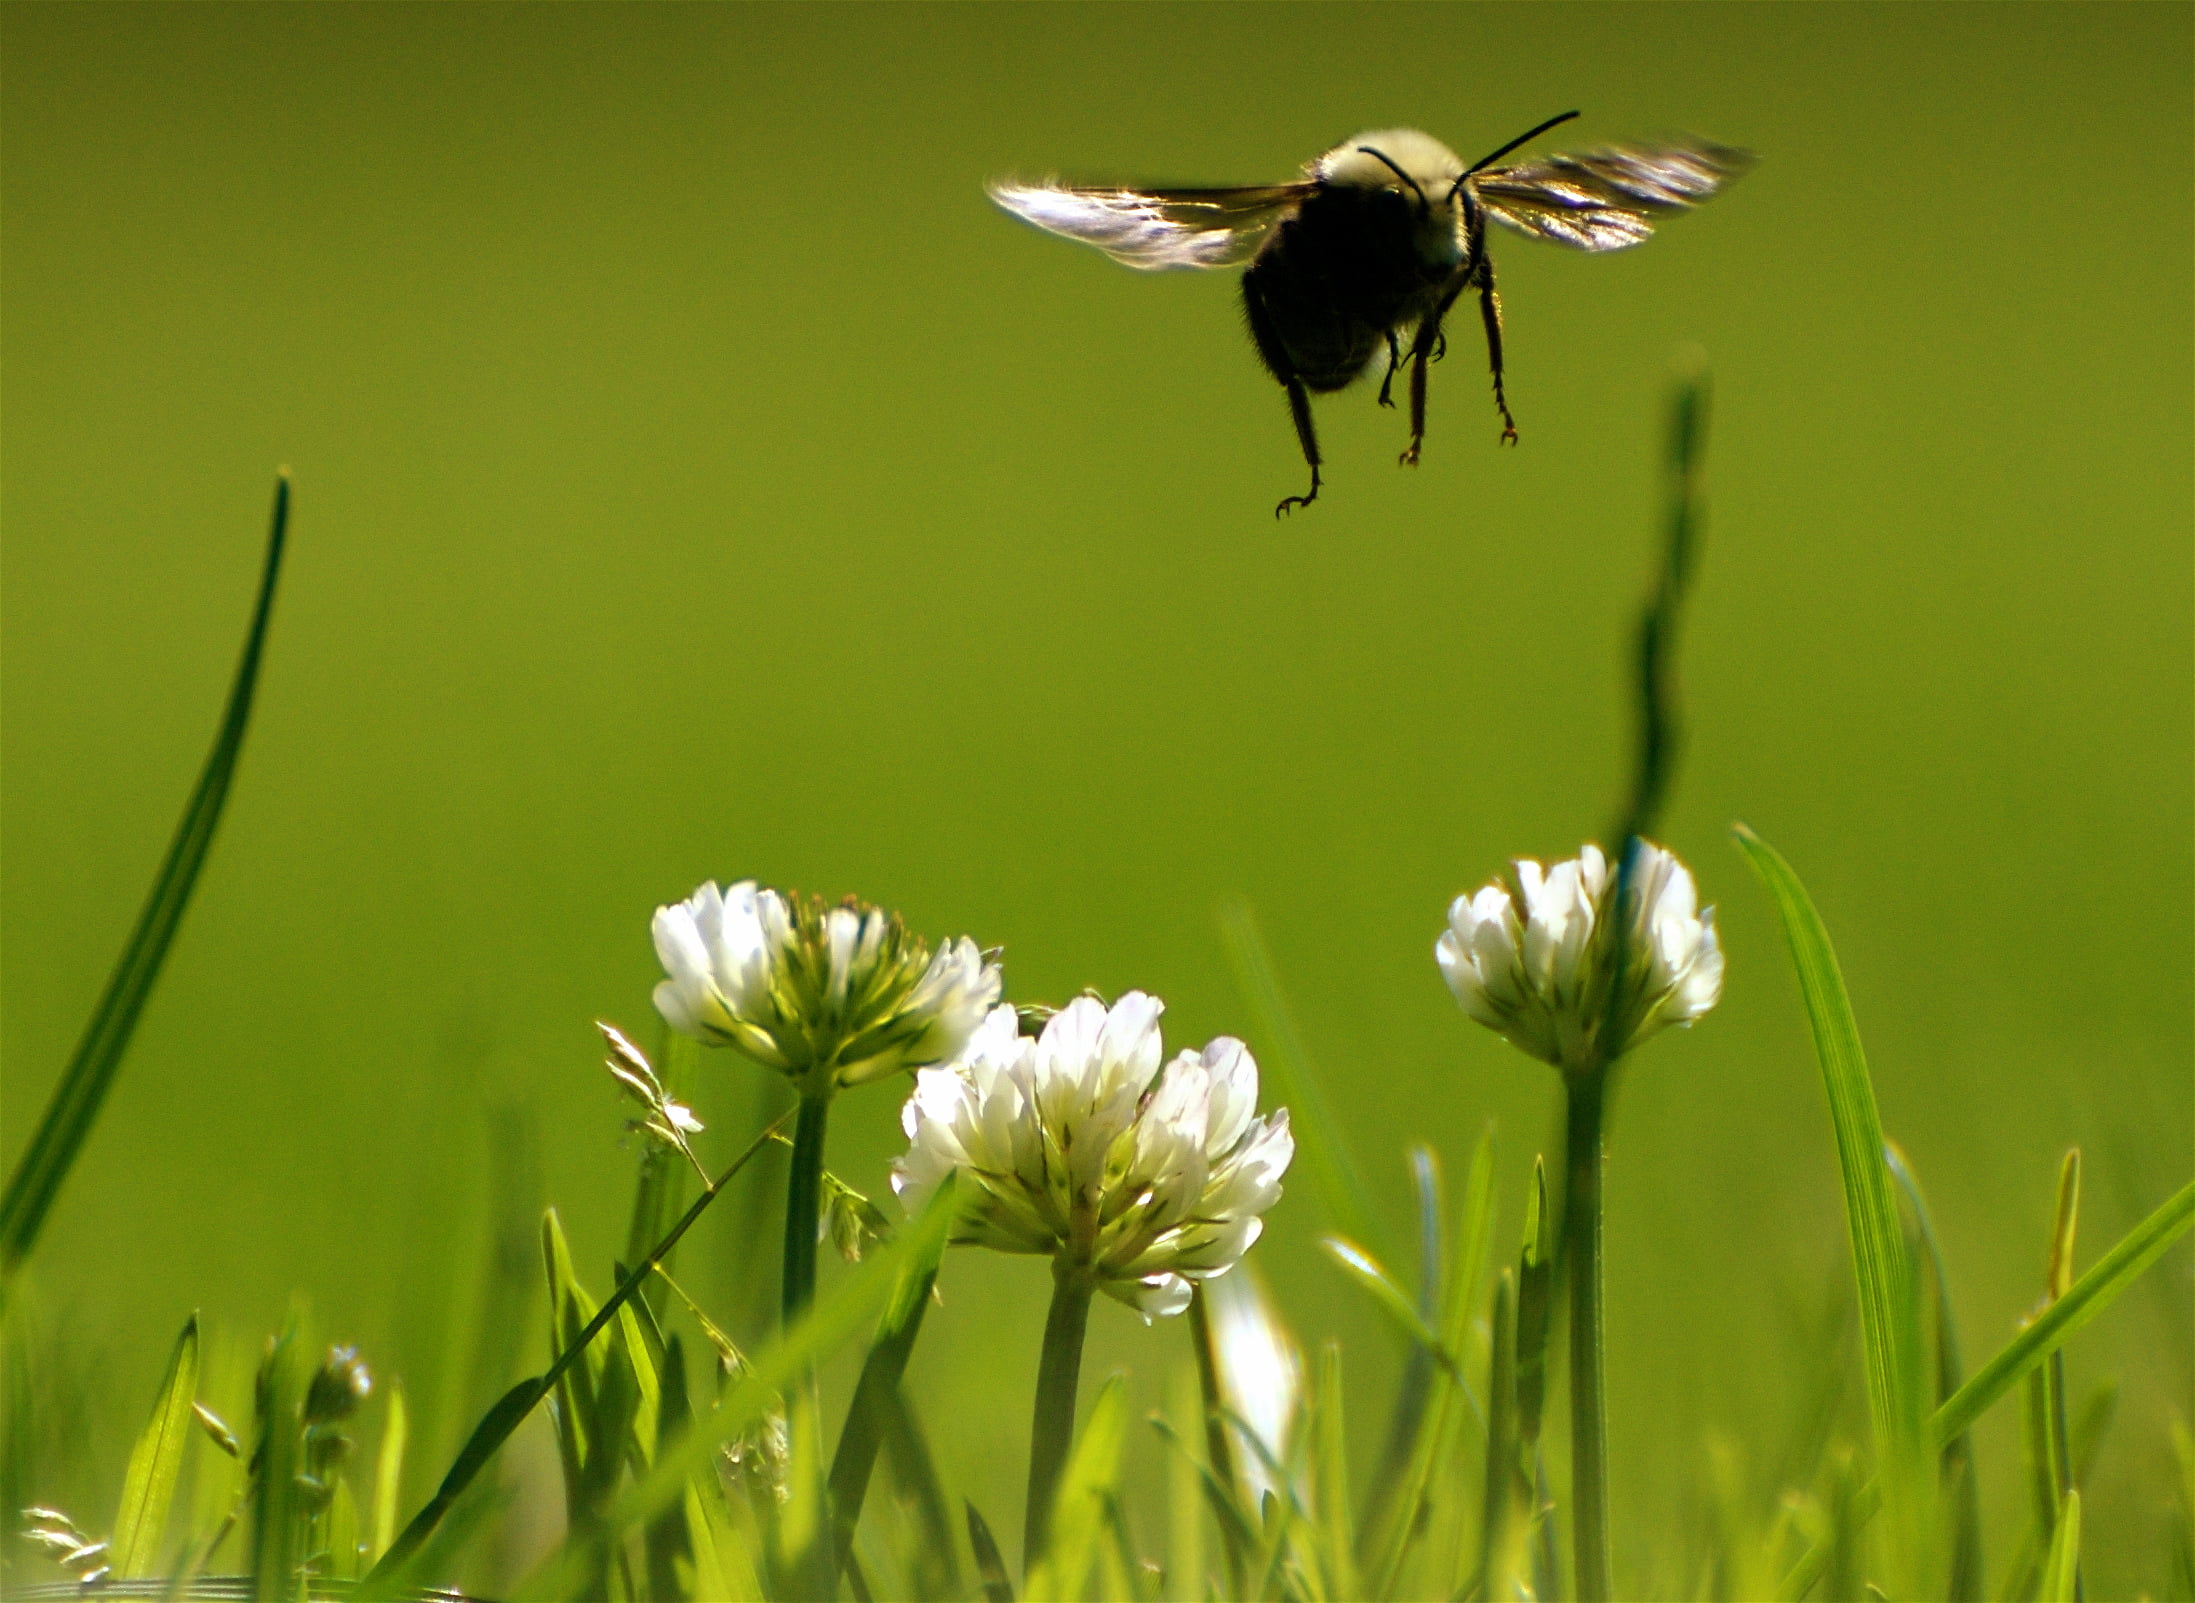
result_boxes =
[1239,185,1449,393]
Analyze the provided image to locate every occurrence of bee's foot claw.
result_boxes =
[1499,426,1519,446]
[1399,443,1422,467]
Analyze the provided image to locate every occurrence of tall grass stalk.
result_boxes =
[1562,360,1712,1600]
[0,474,290,1298]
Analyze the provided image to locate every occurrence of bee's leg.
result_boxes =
[1276,377,1322,516]
[1401,283,1467,467]
[1377,330,1404,409]
[1476,257,1519,444]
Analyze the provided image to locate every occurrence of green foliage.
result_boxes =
[6,380,2185,1603]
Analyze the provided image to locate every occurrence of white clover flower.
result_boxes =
[652,880,1001,1088]
[891,994,1294,1320]
[1437,840,1722,1073]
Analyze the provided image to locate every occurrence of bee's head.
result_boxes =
[1317,130,1467,210]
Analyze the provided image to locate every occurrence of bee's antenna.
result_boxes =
[1453,109,1582,194]
[1355,145,1430,215]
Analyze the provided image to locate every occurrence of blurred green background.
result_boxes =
[4,3,2188,1594]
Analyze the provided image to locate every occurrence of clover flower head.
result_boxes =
[1437,839,1722,1072]
[652,880,1002,1088]
[891,993,1293,1320]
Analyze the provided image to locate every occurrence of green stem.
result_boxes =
[782,1085,833,1326]
[1023,1259,1095,1570]
[1564,1070,1611,1603]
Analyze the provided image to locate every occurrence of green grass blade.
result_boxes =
[1148,1414,1262,1574]
[883,1389,966,1601]
[646,1341,698,1603]
[454,1106,544,1444]
[1733,827,1928,1509]
[1026,1374,1129,1602]
[0,475,290,1291]
[111,1313,201,1577]
[371,1375,540,1589]
[1932,1175,2194,1448]
[2040,1489,2081,1603]
[540,1209,604,1506]
[323,1477,362,1582]
[1513,1159,1554,1459]
[965,1500,1017,1603]
[1318,1237,1447,1363]
[1359,1147,1443,1561]
[367,1381,407,1565]
[1475,1269,1519,1601]
[251,1300,313,1603]
[1439,1127,1500,1396]
[1217,897,1387,1257]
[1164,1364,1206,1603]
[1389,1126,1499,1599]
[828,1182,952,1574]
[1886,1143,1983,1601]
[1311,1345,1356,1603]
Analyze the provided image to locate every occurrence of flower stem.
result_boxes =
[1563,1069,1612,1602]
[1023,1259,1095,1571]
[782,1085,833,1327]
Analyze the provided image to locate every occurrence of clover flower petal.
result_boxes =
[891,994,1293,1320]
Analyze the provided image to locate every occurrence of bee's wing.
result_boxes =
[987,180,1314,271]
[1466,139,1753,252]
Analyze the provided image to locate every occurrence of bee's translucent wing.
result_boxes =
[987,180,1314,271]
[1466,139,1753,252]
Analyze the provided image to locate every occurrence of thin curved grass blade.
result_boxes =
[1148,1415,1260,1571]
[1885,1144,1982,1600]
[828,1180,952,1575]
[1932,1175,2194,1448]
[1733,826,1928,1527]
[367,1383,407,1566]
[965,1501,1016,1603]
[1217,897,1387,1257]
[1317,1237,1448,1365]
[1310,1345,1356,1603]
[0,475,290,1291]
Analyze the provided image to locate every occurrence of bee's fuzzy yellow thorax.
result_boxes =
[1314,129,1467,196]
